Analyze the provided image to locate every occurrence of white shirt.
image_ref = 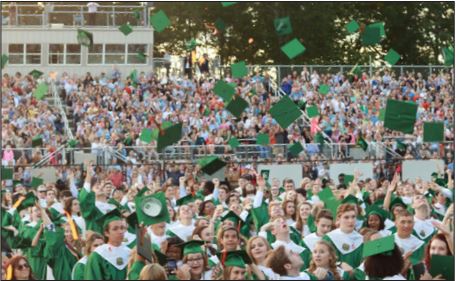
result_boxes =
[302,232,322,251]
[279,272,310,280]
[87,2,100,13]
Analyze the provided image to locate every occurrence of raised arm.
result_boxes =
[383,172,399,211]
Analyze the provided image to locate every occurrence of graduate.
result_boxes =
[167,194,196,241]
[411,195,438,244]
[217,250,265,280]
[84,209,132,280]
[265,245,311,280]
[71,232,104,280]
[302,209,334,252]
[175,240,213,280]
[246,236,279,280]
[322,204,364,268]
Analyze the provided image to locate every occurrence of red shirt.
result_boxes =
[110,171,124,188]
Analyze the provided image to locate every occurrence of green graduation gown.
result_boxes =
[72,256,88,280]
[128,260,145,280]
[18,221,47,280]
[84,243,131,280]
[322,229,364,268]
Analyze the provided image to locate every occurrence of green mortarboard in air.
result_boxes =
[31,177,44,188]
[370,22,386,37]
[423,122,444,143]
[357,135,368,151]
[383,99,417,134]
[306,105,319,118]
[140,128,154,144]
[14,192,38,213]
[269,96,303,129]
[430,255,454,281]
[214,80,235,102]
[198,156,226,175]
[185,39,198,51]
[256,133,269,146]
[343,175,355,186]
[231,61,248,79]
[362,235,395,258]
[384,49,401,66]
[225,96,249,118]
[150,10,171,33]
[228,137,240,149]
[98,208,123,230]
[378,108,385,121]
[274,16,292,36]
[33,83,48,100]
[176,194,196,207]
[260,170,270,181]
[396,140,406,152]
[77,29,93,47]
[318,187,335,202]
[288,142,304,157]
[218,250,251,268]
[68,139,78,148]
[323,197,341,218]
[361,24,382,46]
[133,9,142,20]
[349,64,362,77]
[346,20,360,34]
[32,135,43,147]
[178,240,205,256]
[136,52,147,63]
[1,54,8,69]
[314,132,324,145]
[341,194,359,205]
[281,38,306,60]
[319,84,330,95]
[215,18,226,32]
[1,168,13,180]
[389,196,407,210]
[157,123,183,152]
[118,23,133,36]
[442,46,454,66]
[135,191,170,226]
[221,2,237,7]
[29,69,44,79]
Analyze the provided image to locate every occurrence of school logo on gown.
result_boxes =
[419,230,426,238]
[342,243,350,251]
[116,257,123,266]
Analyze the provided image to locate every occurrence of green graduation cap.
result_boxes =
[324,198,341,218]
[442,46,454,66]
[98,208,123,230]
[281,38,306,60]
[346,20,360,34]
[33,83,48,100]
[77,29,93,47]
[215,18,226,32]
[430,255,454,281]
[221,2,237,7]
[344,175,355,186]
[231,61,248,79]
[306,105,319,118]
[269,96,302,129]
[1,54,8,69]
[384,49,401,66]
[157,123,183,152]
[365,205,388,221]
[218,250,251,268]
[118,23,133,36]
[221,210,243,226]
[136,52,147,63]
[288,142,304,157]
[341,194,359,205]
[1,168,13,180]
[176,194,196,207]
[318,187,335,202]
[135,191,170,226]
[384,99,418,134]
[423,122,444,143]
[319,84,330,95]
[178,240,205,256]
[13,192,38,213]
[32,135,43,147]
[274,16,292,36]
[29,69,44,79]
[377,108,385,122]
[126,211,139,229]
[150,10,171,33]
[198,156,226,176]
[31,177,44,188]
[214,80,235,102]
[362,235,395,258]
[228,137,240,149]
[370,22,386,37]
[256,133,269,146]
[357,135,368,151]
[185,38,198,51]
[389,196,407,210]
[133,9,142,20]
[361,24,382,46]
[140,128,154,144]
[314,131,325,145]
[68,139,78,148]
[225,96,249,118]
[349,64,362,77]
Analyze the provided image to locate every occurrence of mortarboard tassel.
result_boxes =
[12,196,26,209]
[221,250,227,267]
[6,264,13,280]
[65,211,79,241]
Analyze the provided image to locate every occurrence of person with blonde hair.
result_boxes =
[139,264,167,280]
[71,231,104,280]
[246,236,278,279]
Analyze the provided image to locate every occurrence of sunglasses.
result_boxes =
[17,263,30,270]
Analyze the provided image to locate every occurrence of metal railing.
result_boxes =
[2,3,149,27]
[50,80,74,140]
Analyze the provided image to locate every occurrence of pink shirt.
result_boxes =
[3,150,14,161]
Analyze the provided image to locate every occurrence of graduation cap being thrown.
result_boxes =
[29,69,44,80]
[198,156,226,176]
[135,191,170,226]
[383,99,418,134]
[150,10,171,33]
[231,61,248,79]
[214,80,235,103]
[1,54,8,69]
[423,122,444,143]
[118,23,133,36]
[269,96,302,129]
[156,122,183,152]
[362,235,395,258]
[274,16,292,36]
[281,38,306,60]
[77,29,93,47]
[225,96,249,118]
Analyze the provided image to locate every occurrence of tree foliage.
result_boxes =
[152,2,454,65]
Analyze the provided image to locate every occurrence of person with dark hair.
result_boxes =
[364,239,405,280]
[303,209,334,252]
[4,255,35,280]
[265,245,311,279]
[423,233,453,272]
